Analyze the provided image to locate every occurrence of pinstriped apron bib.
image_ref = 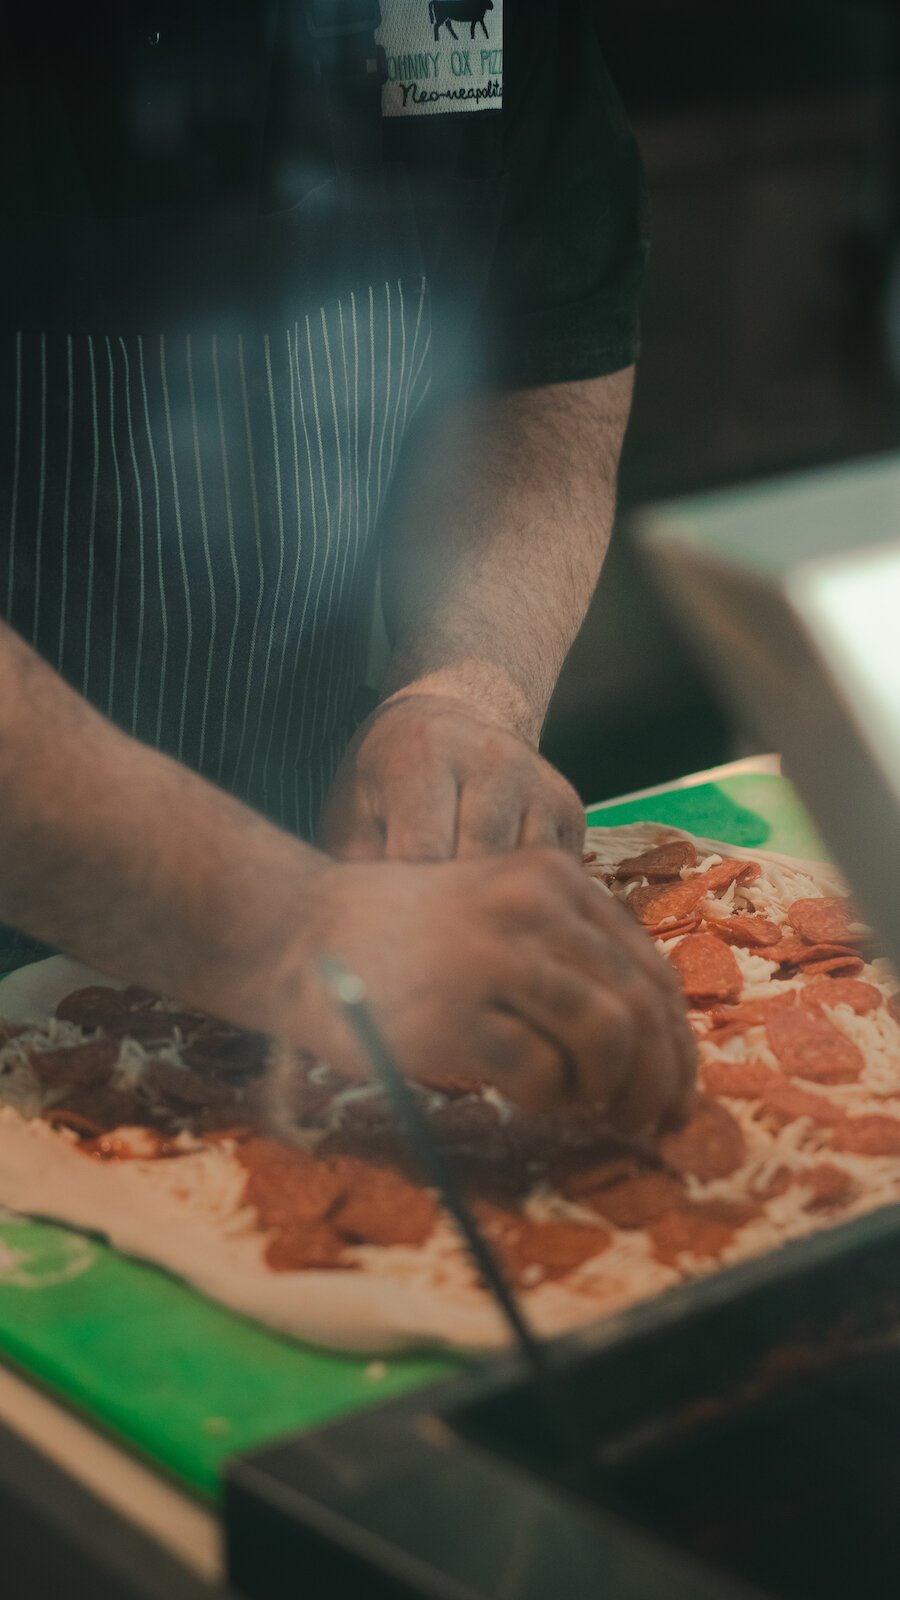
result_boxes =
[0,177,432,967]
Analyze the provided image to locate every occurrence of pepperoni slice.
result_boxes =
[43,1085,149,1134]
[753,1161,855,1207]
[764,1006,864,1084]
[55,986,137,1027]
[831,1116,900,1156]
[800,977,882,1016]
[708,993,798,1031]
[697,859,761,892]
[628,879,708,926]
[264,1224,348,1272]
[800,952,865,979]
[649,1198,758,1268]
[332,1167,440,1248]
[475,1205,611,1284]
[801,1163,856,1209]
[668,934,743,1003]
[764,937,813,968]
[660,1096,746,1180]
[645,915,703,942]
[758,1078,844,1126]
[706,916,782,948]
[787,897,867,947]
[755,1166,793,1199]
[27,1037,120,1089]
[613,840,698,883]
[701,1059,774,1100]
[581,1171,686,1229]
[238,1139,353,1226]
[144,1061,238,1110]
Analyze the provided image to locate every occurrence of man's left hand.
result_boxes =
[318,693,586,861]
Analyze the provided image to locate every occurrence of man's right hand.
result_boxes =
[275,848,696,1134]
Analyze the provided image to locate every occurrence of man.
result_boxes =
[0,1,695,1130]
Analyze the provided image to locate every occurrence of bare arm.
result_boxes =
[0,619,327,1030]
[319,368,634,859]
[382,368,634,741]
[0,621,693,1126]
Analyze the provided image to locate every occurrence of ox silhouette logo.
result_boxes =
[377,0,502,118]
[428,0,494,42]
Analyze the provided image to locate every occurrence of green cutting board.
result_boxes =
[0,771,825,1502]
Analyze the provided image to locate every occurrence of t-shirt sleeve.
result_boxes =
[483,0,648,388]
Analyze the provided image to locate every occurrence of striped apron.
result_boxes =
[0,173,433,968]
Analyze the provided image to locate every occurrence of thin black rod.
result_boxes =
[319,957,588,1476]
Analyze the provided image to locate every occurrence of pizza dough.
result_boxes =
[0,823,898,1356]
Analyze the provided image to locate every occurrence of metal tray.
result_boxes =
[225,1198,900,1600]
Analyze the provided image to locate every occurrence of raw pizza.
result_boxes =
[0,821,898,1354]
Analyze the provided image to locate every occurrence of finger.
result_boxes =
[518,804,563,850]
[322,818,387,861]
[506,874,697,1129]
[606,1001,687,1135]
[485,850,696,1100]
[575,875,696,1050]
[456,776,523,857]
[499,955,635,1112]
[383,764,460,862]
[317,794,386,860]
[557,800,587,857]
[473,1007,568,1115]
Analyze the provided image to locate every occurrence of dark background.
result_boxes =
[543,0,900,804]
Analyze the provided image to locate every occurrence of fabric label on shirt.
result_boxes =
[377,0,503,117]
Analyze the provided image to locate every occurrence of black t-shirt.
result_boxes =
[2,0,646,387]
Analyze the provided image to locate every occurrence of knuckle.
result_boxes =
[589,991,635,1054]
[387,827,451,863]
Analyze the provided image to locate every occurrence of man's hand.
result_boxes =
[288,847,696,1132]
[318,693,585,862]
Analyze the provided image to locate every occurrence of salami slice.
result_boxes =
[614,840,698,883]
[659,1096,746,1180]
[764,1006,864,1085]
[787,897,867,947]
[705,915,782,948]
[669,934,743,1002]
[800,977,882,1016]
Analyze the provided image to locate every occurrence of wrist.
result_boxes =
[379,662,544,746]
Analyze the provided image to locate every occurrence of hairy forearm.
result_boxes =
[0,623,325,1031]
[380,368,634,744]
